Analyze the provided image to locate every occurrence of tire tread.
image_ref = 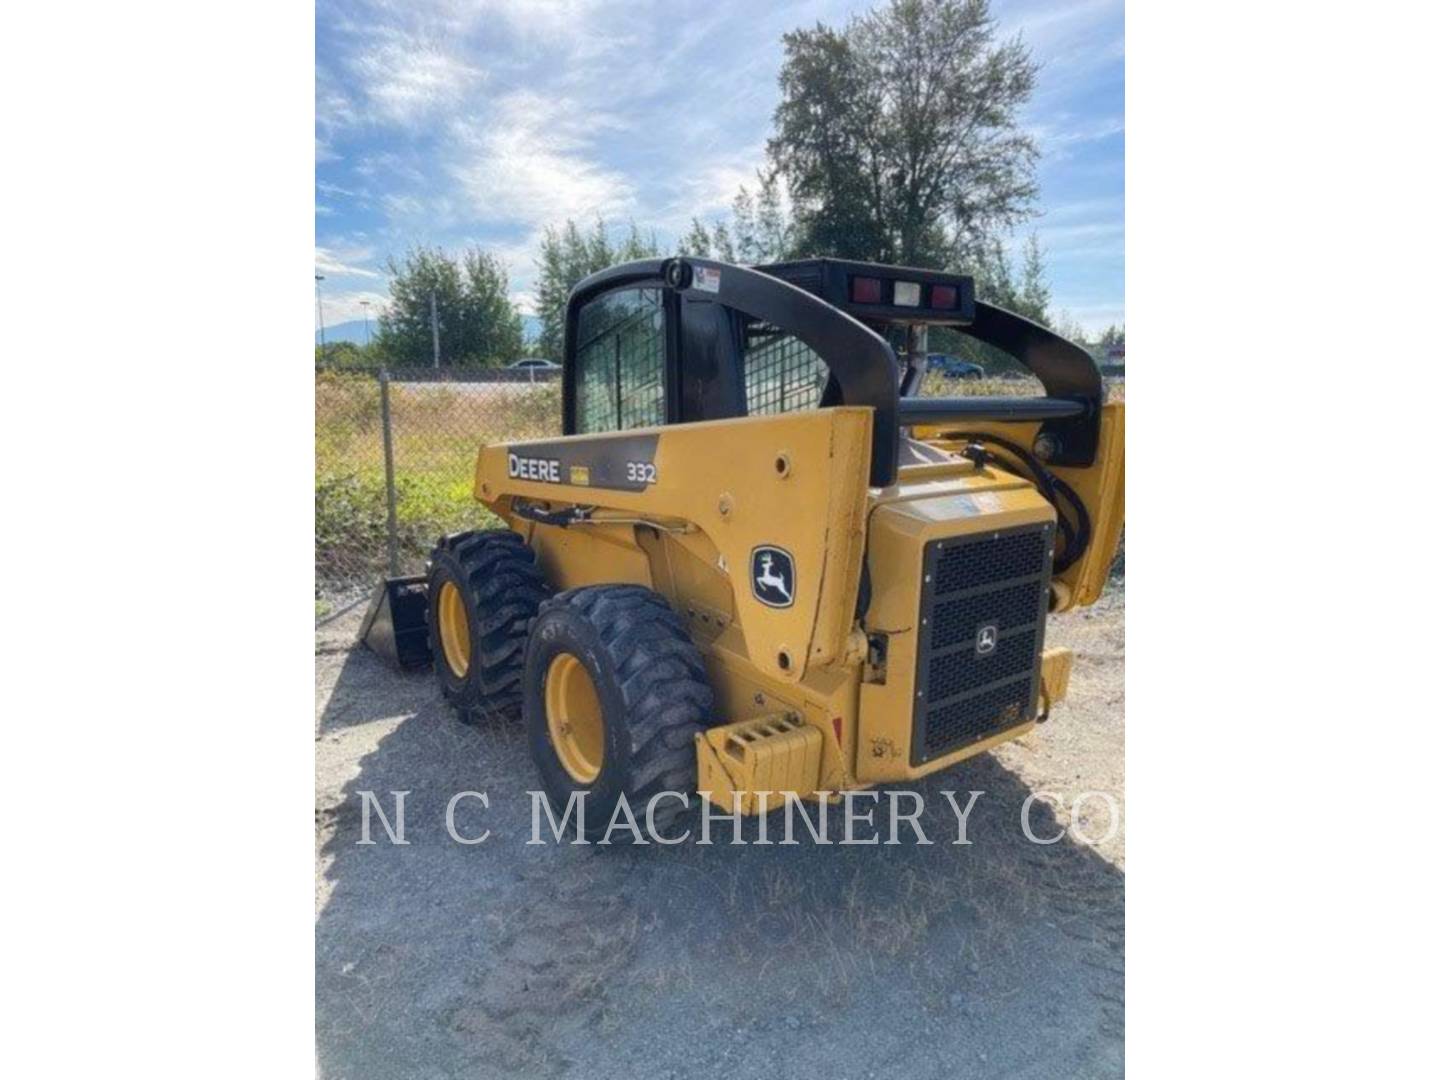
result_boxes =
[428,529,549,722]
[538,584,712,830]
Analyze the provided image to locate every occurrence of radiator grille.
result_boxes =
[911,524,1054,765]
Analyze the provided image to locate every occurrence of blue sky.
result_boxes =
[316,0,1123,335]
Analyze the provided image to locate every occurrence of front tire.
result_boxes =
[523,585,713,842]
[427,530,549,723]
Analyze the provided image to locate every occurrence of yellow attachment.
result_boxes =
[695,714,823,814]
[544,653,606,783]
[436,581,471,678]
[1040,647,1074,716]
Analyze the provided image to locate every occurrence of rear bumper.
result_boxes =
[691,644,1076,812]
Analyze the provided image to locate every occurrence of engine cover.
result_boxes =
[856,469,1056,782]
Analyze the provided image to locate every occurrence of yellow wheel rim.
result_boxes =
[545,653,605,783]
[436,581,471,678]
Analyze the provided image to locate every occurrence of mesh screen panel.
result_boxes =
[931,580,1047,650]
[911,524,1054,764]
[743,324,827,415]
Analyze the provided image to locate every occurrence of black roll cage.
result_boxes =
[563,257,1102,487]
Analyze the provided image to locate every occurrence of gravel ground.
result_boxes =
[316,585,1125,1079]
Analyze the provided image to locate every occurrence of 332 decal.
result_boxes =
[625,461,657,485]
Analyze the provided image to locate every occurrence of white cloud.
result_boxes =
[664,150,769,227]
[449,92,634,226]
[315,65,358,133]
[1007,0,1122,48]
[1030,115,1125,153]
[350,0,609,42]
[327,0,617,130]
[349,35,481,124]
[316,288,391,328]
[481,0,611,43]
[381,193,425,218]
[316,0,1123,332]
[1042,220,1123,245]
[315,244,382,279]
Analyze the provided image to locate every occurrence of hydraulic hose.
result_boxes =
[953,432,1092,573]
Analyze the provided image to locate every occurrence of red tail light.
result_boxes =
[850,276,883,303]
[930,284,958,309]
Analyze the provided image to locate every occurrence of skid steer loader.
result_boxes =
[423,256,1123,839]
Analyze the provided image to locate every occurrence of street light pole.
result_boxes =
[315,274,327,359]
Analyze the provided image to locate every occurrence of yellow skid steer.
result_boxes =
[412,257,1122,839]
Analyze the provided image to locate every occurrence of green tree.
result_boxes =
[930,229,1068,369]
[1049,312,1090,346]
[679,217,739,262]
[678,217,713,257]
[767,0,1038,266]
[1100,324,1125,348]
[534,218,660,359]
[731,174,793,263]
[458,249,524,362]
[1015,233,1050,323]
[376,245,522,368]
[962,232,1049,324]
[710,220,737,262]
[969,237,1018,310]
[315,340,381,370]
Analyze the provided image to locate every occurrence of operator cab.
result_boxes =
[562,256,1102,487]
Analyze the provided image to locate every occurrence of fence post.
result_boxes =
[379,368,400,577]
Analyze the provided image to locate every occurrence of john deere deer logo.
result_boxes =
[750,546,795,608]
[976,623,999,657]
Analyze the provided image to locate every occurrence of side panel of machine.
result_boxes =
[475,408,873,686]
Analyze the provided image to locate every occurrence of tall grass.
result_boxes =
[315,372,562,606]
[916,371,1125,402]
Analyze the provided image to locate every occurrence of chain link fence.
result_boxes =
[315,367,561,621]
[315,363,1123,621]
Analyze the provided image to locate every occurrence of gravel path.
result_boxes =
[316,587,1125,1079]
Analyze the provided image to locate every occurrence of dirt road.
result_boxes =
[316,586,1125,1079]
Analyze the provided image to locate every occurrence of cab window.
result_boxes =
[574,287,666,433]
[742,321,827,415]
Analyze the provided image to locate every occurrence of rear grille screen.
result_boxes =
[911,524,1054,765]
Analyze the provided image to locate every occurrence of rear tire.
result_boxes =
[523,585,713,842]
[427,530,549,723]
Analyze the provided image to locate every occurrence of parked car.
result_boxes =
[927,353,984,380]
[506,357,561,382]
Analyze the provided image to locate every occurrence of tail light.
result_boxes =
[851,276,883,303]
